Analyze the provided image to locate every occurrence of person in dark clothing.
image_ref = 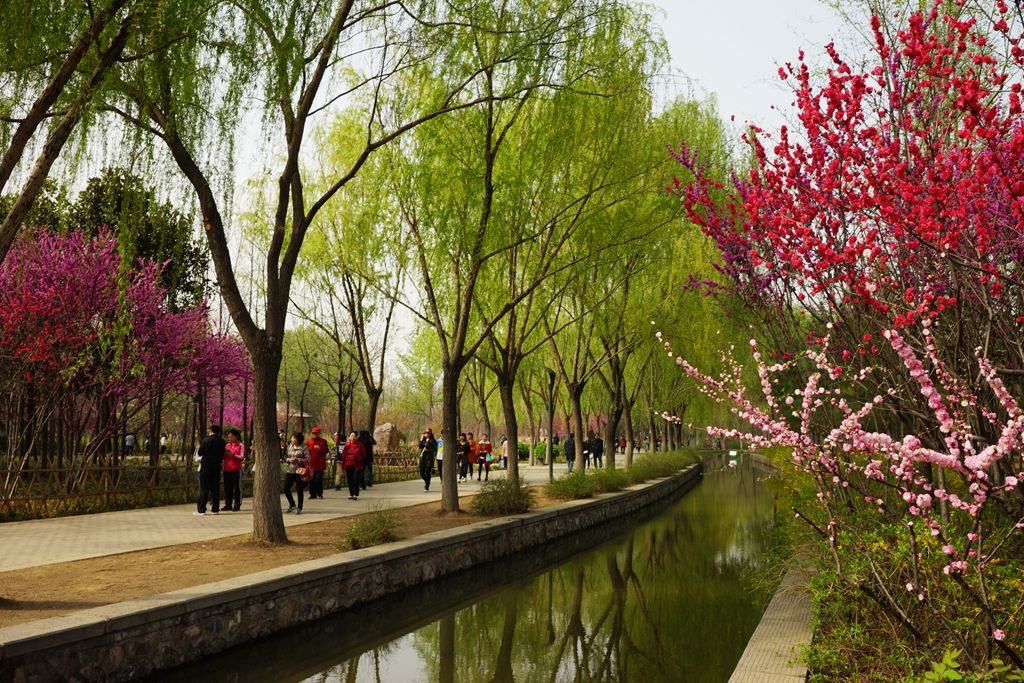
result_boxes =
[592,435,604,468]
[456,433,471,482]
[564,433,576,473]
[419,428,438,491]
[358,430,376,489]
[196,424,226,515]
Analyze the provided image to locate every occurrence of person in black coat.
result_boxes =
[418,428,438,491]
[358,430,377,489]
[196,424,226,515]
[564,433,576,473]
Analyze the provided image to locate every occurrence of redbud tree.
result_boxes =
[0,229,249,471]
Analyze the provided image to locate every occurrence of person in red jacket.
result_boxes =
[222,428,245,511]
[340,431,366,500]
[306,426,330,500]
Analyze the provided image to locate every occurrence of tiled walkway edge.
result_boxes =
[728,566,813,682]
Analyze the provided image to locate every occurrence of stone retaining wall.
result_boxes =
[0,464,701,682]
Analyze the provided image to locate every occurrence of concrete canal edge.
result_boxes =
[0,463,701,682]
[728,565,813,682]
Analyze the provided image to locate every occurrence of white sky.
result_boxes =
[645,0,850,134]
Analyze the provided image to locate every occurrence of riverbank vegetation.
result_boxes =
[545,451,699,500]
[346,502,402,550]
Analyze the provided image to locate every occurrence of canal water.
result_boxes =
[153,455,777,683]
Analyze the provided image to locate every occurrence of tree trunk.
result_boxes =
[148,393,162,466]
[251,348,287,542]
[299,369,311,434]
[519,381,537,466]
[569,384,586,472]
[623,401,635,467]
[478,382,492,441]
[604,403,622,470]
[366,386,382,432]
[498,376,520,485]
[440,365,461,513]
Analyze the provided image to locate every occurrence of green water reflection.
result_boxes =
[155,456,776,683]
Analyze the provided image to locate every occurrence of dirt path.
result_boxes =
[0,493,559,628]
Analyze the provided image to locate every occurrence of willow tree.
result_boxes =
[294,114,406,433]
[389,0,645,512]
[104,0,608,540]
[0,0,173,262]
[464,2,670,484]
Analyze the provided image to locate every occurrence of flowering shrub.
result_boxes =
[0,229,250,467]
[661,1,1024,672]
[659,325,1023,670]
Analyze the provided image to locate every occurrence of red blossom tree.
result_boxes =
[673,1,1024,459]
[0,229,248,474]
[665,1,1024,672]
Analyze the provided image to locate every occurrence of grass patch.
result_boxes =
[346,502,402,549]
[588,467,628,493]
[545,470,594,500]
[471,477,536,515]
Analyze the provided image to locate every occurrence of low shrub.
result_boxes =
[471,477,536,515]
[545,470,594,500]
[346,502,401,549]
[533,443,563,461]
[588,467,628,493]
[516,442,530,459]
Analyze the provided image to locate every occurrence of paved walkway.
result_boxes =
[0,463,577,573]
[728,566,813,682]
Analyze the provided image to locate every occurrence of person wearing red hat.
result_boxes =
[306,427,330,499]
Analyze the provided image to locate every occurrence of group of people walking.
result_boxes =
[194,424,375,515]
[416,429,509,491]
[195,422,636,515]
[560,432,604,473]
[281,427,376,513]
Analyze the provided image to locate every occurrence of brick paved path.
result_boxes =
[0,463,571,572]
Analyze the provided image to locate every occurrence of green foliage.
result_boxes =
[545,471,594,500]
[517,442,530,459]
[625,451,699,485]
[589,467,628,494]
[66,168,208,309]
[346,502,401,550]
[545,452,697,501]
[534,443,562,461]
[471,477,536,516]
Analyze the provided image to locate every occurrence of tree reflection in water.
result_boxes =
[413,455,776,683]
[149,456,775,683]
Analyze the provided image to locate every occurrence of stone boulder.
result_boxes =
[373,422,402,450]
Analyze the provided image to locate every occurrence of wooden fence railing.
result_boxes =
[0,449,418,521]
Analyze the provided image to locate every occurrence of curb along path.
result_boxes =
[728,566,813,682]
[0,464,702,683]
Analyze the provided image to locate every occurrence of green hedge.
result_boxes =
[544,450,698,500]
